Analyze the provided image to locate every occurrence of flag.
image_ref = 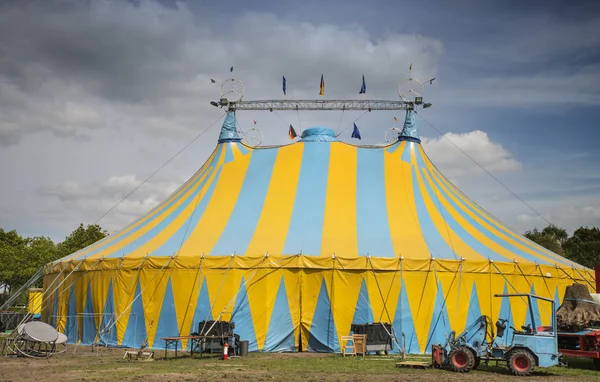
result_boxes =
[288,124,298,139]
[409,63,412,71]
[282,76,287,95]
[393,116,398,122]
[230,66,234,72]
[210,79,216,83]
[359,75,366,94]
[351,123,361,140]
[253,120,257,125]
[319,74,324,96]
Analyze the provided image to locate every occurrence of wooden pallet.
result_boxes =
[395,361,432,369]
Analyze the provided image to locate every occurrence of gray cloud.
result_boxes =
[0,0,598,241]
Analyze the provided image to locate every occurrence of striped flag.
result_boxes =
[319,74,324,96]
[288,124,298,140]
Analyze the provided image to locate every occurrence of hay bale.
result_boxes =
[557,283,600,332]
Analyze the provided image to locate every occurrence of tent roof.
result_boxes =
[58,111,582,268]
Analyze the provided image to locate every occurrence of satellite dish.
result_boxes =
[243,127,263,147]
[220,78,245,102]
[385,127,402,144]
[398,77,424,102]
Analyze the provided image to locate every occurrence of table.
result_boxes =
[160,335,232,359]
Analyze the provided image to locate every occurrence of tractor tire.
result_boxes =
[448,346,475,373]
[473,357,481,370]
[507,349,535,376]
[592,358,600,371]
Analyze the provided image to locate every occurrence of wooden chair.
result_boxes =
[339,336,355,357]
[353,334,367,358]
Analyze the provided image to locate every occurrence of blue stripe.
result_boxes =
[73,146,223,260]
[401,141,413,163]
[283,143,330,255]
[423,166,554,265]
[210,149,279,255]
[238,144,250,155]
[412,165,456,259]
[224,144,235,163]
[143,166,224,257]
[356,148,395,257]
[104,159,223,258]
[415,150,507,261]
[386,141,402,154]
[427,164,573,266]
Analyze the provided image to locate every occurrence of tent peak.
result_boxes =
[398,110,421,143]
[301,127,337,142]
[218,111,242,143]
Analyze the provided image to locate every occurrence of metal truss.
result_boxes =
[226,99,415,111]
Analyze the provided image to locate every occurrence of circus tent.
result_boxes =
[42,110,595,353]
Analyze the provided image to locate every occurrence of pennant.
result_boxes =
[253,120,257,125]
[282,76,287,95]
[288,124,298,140]
[359,75,366,94]
[210,79,216,83]
[351,123,361,140]
[393,116,398,122]
[230,66,234,72]
[319,74,324,96]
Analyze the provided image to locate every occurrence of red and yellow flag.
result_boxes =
[319,74,324,96]
[288,124,298,140]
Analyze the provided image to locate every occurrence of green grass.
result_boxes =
[1,349,599,381]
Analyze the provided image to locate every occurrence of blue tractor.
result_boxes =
[432,293,559,376]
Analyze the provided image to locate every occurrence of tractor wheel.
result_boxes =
[507,349,535,376]
[473,357,481,370]
[592,358,600,371]
[448,346,475,373]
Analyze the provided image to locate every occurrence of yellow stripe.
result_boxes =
[85,160,219,260]
[421,168,536,263]
[179,146,252,255]
[321,143,358,257]
[117,157,224,259]
[412,147,484,261]
[245,144,304,256]
[385,142,429,258]
[423,151,572,265]
[69,148,219,261]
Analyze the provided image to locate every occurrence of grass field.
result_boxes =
[1,346,599,381]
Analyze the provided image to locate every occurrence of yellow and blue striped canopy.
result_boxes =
[60,112,580,268]
[45,111,593,354]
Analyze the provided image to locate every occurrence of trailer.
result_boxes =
[558,329,600,370]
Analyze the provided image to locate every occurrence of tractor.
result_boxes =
[432,293,559,376]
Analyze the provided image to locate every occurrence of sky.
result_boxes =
[1,0,599,242]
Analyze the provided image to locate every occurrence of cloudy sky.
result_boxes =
[1,0,599,242]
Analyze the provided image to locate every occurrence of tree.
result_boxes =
[563,227,600,269]
[56,223,108,258]
[0,224,108,294]
[523,225,566,255]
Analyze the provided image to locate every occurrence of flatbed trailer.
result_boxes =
[558,330,600,370]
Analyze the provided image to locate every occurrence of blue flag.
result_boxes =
[351,123,361,140]
[282,76,287,95]
[359,75,366,94]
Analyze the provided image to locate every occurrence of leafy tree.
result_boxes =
[56,224,108,258]
[524,225,565,255]
[563,227,600,269]
[0,224,107,294]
